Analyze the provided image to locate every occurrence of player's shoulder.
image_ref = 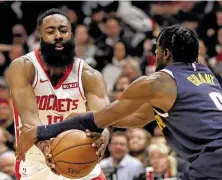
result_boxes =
[130,72,172,88]
[9,56,34,70]
[6,56,35,83]
[82,61,104,83]
[81,61,106,93]
[126,71,176,98]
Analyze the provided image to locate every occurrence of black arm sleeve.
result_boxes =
[36,112,104,141]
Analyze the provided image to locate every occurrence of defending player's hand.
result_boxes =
[86,129,109,161]
[36,139,59,175]
[16,124,37,161]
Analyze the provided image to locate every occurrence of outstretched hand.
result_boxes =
[86,129,109,161]
[36,139,59,175]
[16,124,37,161]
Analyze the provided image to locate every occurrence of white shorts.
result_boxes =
[16,159,106,180]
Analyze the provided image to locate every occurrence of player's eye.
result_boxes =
[60,29,68,33]
[47,31,54,35]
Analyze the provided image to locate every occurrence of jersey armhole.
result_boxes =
[160,69,175,78]
[22,55,38,89]
[78,59,87,102]
[159,68,178,116]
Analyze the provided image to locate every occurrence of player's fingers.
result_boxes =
[86,131,100,138]
[46,154,52,162]
[18,151,25,161]
[46,161,59,175]
[17,126,23,131]
[16,146,23,161]
[96,144,105,158]
[51,168,60,175]
[92,137,102,148]
[94,135,104,147]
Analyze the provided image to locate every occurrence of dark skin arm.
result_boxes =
[93,72,177,128]
[16,71,177,159]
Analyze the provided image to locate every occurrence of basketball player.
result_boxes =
[16,25,222,179]
[7,9,110,180]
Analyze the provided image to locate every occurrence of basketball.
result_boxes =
[51,130,99,179]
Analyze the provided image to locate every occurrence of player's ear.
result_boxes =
[164,49,172,63]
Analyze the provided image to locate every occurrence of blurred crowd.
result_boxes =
[1,1,222,180]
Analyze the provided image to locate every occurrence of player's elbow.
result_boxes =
[131,114,150,128]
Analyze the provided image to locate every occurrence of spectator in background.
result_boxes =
[27,28,40,51]
[8,45,24,62]
[200,34,222,85]
[179,12,202,32]
[0,53,9,76]
[199,6,222,57]
[11,24,29,53]
[209,27,222,77]
[0,100,11,127]
[102,42,128,93]
[67,8,79,31]
[95,16,132,71]
[86,5,106,41]
[0,45,24,76]
[111,75,131,101]
[116,1,154,33]
[122,58,142,82]
[150,135,167,146]
[140,38,156,75]
[100,131,144,180]
[114,75,131,92]
[75,24,97,67]
[129,128,151,166]
[0,77,10,100]
[0,98,15,151]
[147,143,178,179]
[198,40,208,65]
[0,127,9,153]
[0,151,16,180]
[153,126,163,137]
[0,172,13,180]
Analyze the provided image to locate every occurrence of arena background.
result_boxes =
[0,1,222,180]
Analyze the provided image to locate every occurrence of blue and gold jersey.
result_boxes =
[155,62,222,162]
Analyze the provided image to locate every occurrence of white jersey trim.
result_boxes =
[22,54,39,89]
[153,108,169,118]
[77,59,86,101]
[160,69,174,78]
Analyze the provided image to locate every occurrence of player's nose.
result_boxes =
[54,31,63,41]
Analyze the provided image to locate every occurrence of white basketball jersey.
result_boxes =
[13,50,101,179]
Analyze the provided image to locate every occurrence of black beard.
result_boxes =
[155,64,166,72]
[40,37,75,67]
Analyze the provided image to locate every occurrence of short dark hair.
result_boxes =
[111,131,128,140]
[37,8,70,29]
[157,25,199,63]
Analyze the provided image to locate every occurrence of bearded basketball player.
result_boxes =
[7,8,110,180]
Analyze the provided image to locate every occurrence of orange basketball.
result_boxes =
[51,130,99,179]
